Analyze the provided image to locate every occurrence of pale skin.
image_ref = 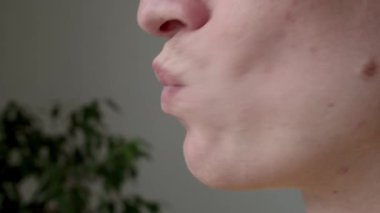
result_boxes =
[137,0,380,212]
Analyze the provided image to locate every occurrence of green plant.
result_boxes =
[0,100,161,213]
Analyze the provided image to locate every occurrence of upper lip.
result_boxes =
[152,62,183,87]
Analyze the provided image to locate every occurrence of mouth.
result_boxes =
[152,62,185,109]
[152,62,184,87]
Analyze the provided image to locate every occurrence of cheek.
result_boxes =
[175,83,241,129]
[181,73,378,190]
[175,0,380,189]
[200,0,293,69]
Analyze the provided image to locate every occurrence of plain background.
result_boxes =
[0,1,305,212]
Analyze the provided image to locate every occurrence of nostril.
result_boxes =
[138,0,210,38]
[159,20,185,35]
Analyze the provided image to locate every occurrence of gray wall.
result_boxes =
[0,1,305,212]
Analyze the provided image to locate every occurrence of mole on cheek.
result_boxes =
[355,120,367,130]
[361,60,378,79]
[310,47,318,55]
[327,102,335,108]
[285,11,296,23]
[284,0,301,23]
[337,167,350,176]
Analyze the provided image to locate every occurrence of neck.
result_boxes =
[301,2,380,211]
[301,144,380,213]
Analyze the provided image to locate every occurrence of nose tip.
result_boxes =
[137,0,210,38]
[137,5,185,37]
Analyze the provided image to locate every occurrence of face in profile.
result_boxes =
[137,0,380,191]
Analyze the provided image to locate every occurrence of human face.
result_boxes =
[137,0,380,190]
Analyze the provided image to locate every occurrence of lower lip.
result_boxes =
[161,86,182,106]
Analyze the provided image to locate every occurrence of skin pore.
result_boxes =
[137,0,380,212]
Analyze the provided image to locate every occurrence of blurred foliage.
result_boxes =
[0,99,161,213]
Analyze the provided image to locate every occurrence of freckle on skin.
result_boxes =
[310,47,318,54]
[327,102,335,108]
[361,60,377,79]
[285,11,296,23]
[291,0,301,6]
[337,167,350,175]
[356,120,367,129]
[284,0,301,23]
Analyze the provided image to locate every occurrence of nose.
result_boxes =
[137,0,210,38]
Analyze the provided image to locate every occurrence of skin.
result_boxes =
[137,0,380,212]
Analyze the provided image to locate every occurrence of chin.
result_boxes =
[182,131,230,189]
[184,155,281,191]
[182,131,287,191]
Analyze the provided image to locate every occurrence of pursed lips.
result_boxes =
[152,62,184,108]
[152,62,184,87]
